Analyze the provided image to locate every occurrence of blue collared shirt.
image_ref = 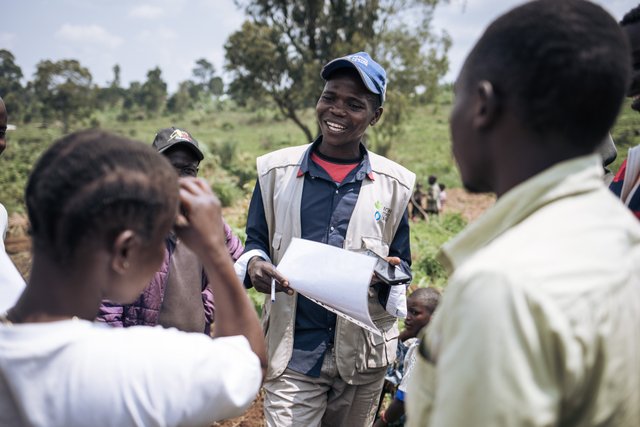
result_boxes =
[244,139,411,377]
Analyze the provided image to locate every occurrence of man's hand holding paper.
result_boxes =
[276,238,384,335]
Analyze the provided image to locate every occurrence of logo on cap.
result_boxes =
[169,129,192,142]
[349,55,369,66]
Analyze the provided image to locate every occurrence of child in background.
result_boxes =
[438,183,447,213]
[375,287,441,427]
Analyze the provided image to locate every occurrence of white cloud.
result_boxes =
[136,28,178,42]
[55,24,123,49]
[0,32,16,49]
[128,4,165,19]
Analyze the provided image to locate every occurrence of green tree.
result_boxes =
[140,67,167,114]
[97,64,126,109]
[192,58,224,101]
[32,59,93,132]
[209,76,224,97]
[123,81,143,111]
[167,80,197,114]
[225,0,451,142]
[0,49,26,120]
[193,58,215,87]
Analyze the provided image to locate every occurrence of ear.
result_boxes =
[111,230,138,274]
[369,107,383,127]
[473,80,500,129]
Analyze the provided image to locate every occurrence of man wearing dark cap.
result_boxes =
[98,127,244,333]
[235,53,415,426]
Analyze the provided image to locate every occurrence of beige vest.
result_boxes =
[257,144,415,384]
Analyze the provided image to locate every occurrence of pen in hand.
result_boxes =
[271,277,276,302]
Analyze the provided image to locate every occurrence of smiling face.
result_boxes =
[316,69,382,159]
[625,22,640,112]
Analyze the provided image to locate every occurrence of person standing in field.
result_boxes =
[437,183,446,213]
[235,52,415,427]
[425,175,441,216]
[407,1,640,425]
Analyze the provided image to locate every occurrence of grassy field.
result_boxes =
[3,91,639,290]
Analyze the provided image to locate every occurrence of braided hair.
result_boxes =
[26,129,179,264]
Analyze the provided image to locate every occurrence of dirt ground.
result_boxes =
[441,188,495,223]
[4,189,494,426]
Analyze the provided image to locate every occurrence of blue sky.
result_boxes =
[2,0,635,93]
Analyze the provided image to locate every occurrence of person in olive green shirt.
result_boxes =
[407,1,640,426]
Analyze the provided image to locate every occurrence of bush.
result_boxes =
[211,179,243,207]
[410,212,468,286]
[211,140,237,167]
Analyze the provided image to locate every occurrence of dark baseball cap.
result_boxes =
[321,52,387,105]
[151,127,204,161]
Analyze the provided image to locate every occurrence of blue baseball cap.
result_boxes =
[321,52,387,105]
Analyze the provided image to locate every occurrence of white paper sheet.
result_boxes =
[276,238,381,336]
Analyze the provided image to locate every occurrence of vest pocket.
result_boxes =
[271,232,282,253]
[358,318,400,370]
[360,236,390,258]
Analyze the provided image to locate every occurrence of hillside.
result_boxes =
[1,95,638,288]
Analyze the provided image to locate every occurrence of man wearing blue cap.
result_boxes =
[235,52,415,426]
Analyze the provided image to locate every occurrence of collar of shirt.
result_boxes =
[297,135,375,181]
[438,154,604,274]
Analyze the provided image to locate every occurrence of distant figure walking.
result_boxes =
[425,175,441,215]
[438,183,447,213]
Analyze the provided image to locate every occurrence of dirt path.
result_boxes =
[442,188,495,223]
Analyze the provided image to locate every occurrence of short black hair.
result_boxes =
[26,129,178,264]
[460,0,630,149]
[409,287,441,315]
[621,5,640,26]
[324,67,382,110]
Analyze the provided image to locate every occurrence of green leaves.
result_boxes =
[226,0,452,145]
[32,59,93,133]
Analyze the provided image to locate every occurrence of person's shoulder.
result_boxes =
[367,151,415,190]
[257,144,311,173]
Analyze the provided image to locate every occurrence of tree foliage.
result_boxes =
[140,67,168,113]
[225,0,451,142]
[0,49,26,120]
[32,59,93,132]
[191,58,224,101]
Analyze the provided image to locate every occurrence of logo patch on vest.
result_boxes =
[374,200,391,222]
